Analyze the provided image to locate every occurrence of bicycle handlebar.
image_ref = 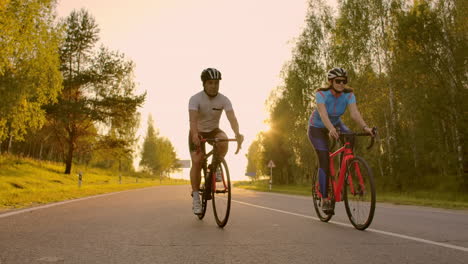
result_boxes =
[331,127,378,150]
[201,138,243,154]
[340,127,378,150]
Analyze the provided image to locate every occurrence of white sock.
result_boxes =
[192,191,200,201]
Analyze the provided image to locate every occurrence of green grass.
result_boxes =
[234,180,468,210]
[0,155,188,211]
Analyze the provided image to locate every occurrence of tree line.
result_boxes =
[139,115,178,179]
[246,0,467,193]
[0,0,178,176]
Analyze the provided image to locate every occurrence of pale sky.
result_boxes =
[56,0,337,181]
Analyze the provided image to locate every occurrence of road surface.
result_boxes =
[1,185,467,263]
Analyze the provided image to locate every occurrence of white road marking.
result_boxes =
[0,188,149,219]
[232,199,468,253]
[234,188,468,216]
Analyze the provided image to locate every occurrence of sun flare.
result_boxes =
[262,123,271,132]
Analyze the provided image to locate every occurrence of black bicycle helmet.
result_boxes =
[327,67,347,80]
[201,68,222,83]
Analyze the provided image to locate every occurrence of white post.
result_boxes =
[269,167,272,191]
[78,172,82,188]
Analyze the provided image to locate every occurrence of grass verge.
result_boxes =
[234,180,468,210]
[0,155,188,211]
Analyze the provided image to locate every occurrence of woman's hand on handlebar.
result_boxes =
[364,126,375,136]
[328,127,339,140]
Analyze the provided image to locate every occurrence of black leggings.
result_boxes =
[308,127,331,198]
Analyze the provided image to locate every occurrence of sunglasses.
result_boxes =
[334,79,347,84]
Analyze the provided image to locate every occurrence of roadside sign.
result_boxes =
[267,160,275,191]
[267,160,276,168]
[176,159,191,168]
[245,172,256,177]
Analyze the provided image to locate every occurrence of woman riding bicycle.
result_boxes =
[308,67,374,215]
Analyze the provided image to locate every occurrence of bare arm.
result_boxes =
[317,103,339,139]
[189,110,200,145]
[317,104,334,131]
[225,110,241,137]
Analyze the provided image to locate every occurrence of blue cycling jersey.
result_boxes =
[309,89,356,128]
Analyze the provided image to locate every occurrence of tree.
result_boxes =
[245,135,265,180]
[47,9,145,174]
[155,137,178,178]
[90,112,141,172]
[0,0,62,150]
[140,115,178,178]
[246,0,466,193]
[140,115,158,174]
[250,0,333,184]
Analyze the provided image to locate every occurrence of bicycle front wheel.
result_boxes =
[311,166,333,222]
[212,159,231,227]
[344,156,376,230]
[197,166,208,220]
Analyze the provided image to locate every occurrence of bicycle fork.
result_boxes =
[210,165,228,194]
[347,162,366,196]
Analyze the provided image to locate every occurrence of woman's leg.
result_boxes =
[308,126,330,198]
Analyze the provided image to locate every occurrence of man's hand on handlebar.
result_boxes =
[234,133,244,154]
[235,133,244,144]
[192,133,201,147]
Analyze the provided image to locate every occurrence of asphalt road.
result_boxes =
[0,185,467,264]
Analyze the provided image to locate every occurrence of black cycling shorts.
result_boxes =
[188,128,225,153]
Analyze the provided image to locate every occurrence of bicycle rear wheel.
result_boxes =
[212,159,231,227]
[311,166,333,222]
[344,156,376,230]
[197,166,208,220]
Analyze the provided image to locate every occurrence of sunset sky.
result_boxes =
[56,0,337,180]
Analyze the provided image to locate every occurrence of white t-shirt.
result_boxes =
[188,91,233,132]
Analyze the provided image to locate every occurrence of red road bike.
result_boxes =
[312,128,377,230]
[197,137,242,228]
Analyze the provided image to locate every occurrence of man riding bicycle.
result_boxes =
[188,68,244,215]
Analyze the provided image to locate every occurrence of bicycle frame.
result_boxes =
[316,139,366,203]
[200,138,239,194]
[203,149,228,194]
[312,127,377,229]
[196,137,242,226]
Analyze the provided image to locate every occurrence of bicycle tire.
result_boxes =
[197,166,208,220]
[311,166,333,222]
[212,159,231,227]
[343,156,376,230]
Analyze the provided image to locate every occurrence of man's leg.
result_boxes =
[211,131,228,183]
[190,150,203,193]
[190,150,203,214]
[189,129,204,215]
[214,131,229,159]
